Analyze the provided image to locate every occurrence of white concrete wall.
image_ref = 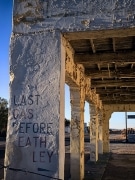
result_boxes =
[5,31,65,180]
[13,0,135,34]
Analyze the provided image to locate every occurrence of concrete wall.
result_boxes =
[13,0,135,33]
[5,30,65,179]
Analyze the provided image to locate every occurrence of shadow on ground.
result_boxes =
[102,153,135,180]
[64,153,110,180]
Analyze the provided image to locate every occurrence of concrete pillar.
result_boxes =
[98,110,103,154]
[70,86,85,180]
[5,31,65,180]
[102,111,111,153]
[90,104,98,162]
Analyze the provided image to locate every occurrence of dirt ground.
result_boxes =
[1,136,135,180]
[102,144,135,180]
[65,137,135,180]
[102,153,135,180]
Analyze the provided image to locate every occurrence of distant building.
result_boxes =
[121,128,135,136]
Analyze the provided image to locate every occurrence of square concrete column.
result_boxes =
[98,110,103,154]
[70,86,85,180]
[5,31,65,180]
[102,112,111,153]
[89,104,98,162]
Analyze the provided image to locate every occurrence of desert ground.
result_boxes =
[0,132,135,180]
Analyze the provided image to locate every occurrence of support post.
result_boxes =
[102,111,111,153]
[5,31,65,180]
[89,104,98,162]
[125,112,128,143]
[70,86,85,180]
[98,110,103,154]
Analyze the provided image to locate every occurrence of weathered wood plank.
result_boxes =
[90,39,96,53]
[74,51,135,65]
[91,79,135,87]
[85,68,135,78]
[100,94,135,99]
[96,88,135,94]
[64,28,135,41]
[102,101,135,104]
[112,38,116,52]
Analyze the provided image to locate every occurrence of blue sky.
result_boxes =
[0,0,13,100]
[1,0,135,129]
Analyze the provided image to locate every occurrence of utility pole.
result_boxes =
[125,112,128,143]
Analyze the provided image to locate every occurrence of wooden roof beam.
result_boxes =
[91,79,135,87]
[85,68,135,78]
[90,39,96,53]
[112,38,116,52]
[102,101,135,104]
[96,88,135,94]
[74,51,135,65]
[64,28,135,41]
[100,94,135,98]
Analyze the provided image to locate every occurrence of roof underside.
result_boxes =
[64,28,135,104]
